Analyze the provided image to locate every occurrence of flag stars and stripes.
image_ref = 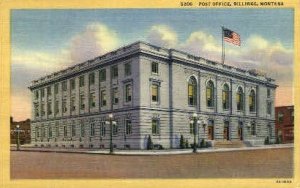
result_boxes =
[223,28,241,46]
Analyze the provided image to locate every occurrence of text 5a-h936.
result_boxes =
[180,2,193,6]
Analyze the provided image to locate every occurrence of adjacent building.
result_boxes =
[10,117,31,145]
[29,41,277,149]
[275,106,294,143]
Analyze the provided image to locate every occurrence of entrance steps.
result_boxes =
[214,140,246,148]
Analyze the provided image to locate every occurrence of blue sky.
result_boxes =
[11,9,294,120]
[12,9,293,50]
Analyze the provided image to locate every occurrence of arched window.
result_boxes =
[188,77,197,106]
[206,81,214,107]
[249,90,256,112]
[236,87,244,111]
[222,84,230,110]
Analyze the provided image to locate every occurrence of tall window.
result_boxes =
[206,81,214,107]
[90,123,95,136]
[152,119,159,135]
[47,86,52,96]
[222,84,230,110]
[70,79,75,90]
[151,62,159,74]
[125,119,132,135]
[48,126,52,138]
[113,121,118,135]
[236,87,244,111]
[100,121,106,137]
[151,84,159,102]
[267,101,272,115]
[34,103,39,117]
[79,76,85,87]
[72,123,76,137]
[188,77,197,106]
[41,125,45,137]
[249,90,256,112]
[267,88,271,98]
[113,88,119,104]
[80,95,85,110]
[55,100,59,114]
[41,103,45,116]
[100,90,107,107]
[35,127,39,138]
[99,69,106,82]
[111,65,118,79]
[80,123,85,137]
[54,84,59,94]
[251,122,256,135]
[47,102,52,115]
[125,62,131,76]
[62,99,67,113]
[71,97,76,111]
[34,90,39,99]
[62,81,67,91]
[55,122,59,137]
[125,84,132,102]
[41,88,45,98]
[89,92,96,108]
[63,126,67,137]
[89,72,95,85]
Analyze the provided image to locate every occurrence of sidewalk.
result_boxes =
[11,143,294,155]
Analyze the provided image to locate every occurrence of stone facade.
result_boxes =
[29,41,276,149]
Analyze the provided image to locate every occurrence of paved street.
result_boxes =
[11,147,293,179]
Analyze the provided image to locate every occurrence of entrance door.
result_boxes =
[224,126,229,140]
[238,128,243,140]
[208,126,214,140]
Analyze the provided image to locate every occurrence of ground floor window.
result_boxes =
[152,119,160,135]
[125,119,132,135]
[251,122,256,136]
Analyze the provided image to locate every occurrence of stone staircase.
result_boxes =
[214,140,246,149]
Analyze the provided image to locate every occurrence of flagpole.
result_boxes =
[221,26,225,64]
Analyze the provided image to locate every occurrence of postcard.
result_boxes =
[1,0,299,188]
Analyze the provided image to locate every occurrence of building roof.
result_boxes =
[29,41,276,90]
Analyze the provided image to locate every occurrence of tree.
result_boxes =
[185,139,189,148]
[180,135,185,149]
[147,135,153,150]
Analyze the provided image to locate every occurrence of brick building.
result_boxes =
[29,41,276,149]
[10,117,31,145]
[275,106,294,143]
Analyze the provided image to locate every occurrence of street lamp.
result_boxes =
[191,113,200,153]
[16,125,20,151]
[107,113,117,154]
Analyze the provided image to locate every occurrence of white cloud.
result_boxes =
[69,22,119,64]
[147,25,178,48]
[11,22,120,120]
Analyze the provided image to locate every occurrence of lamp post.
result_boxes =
[191,113,200,153]
[16,125,20,151]
[108,113,117,154]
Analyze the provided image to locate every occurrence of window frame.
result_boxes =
[124,62,132,76]
[236,87,244,111]
[206,81,214,108]
[151,62,159,74]
[152,118,160,135]
[188,77,197,106]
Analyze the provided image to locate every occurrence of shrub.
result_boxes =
[200,139,207,148]
[180,135,185,149]
[147,135,153,150]
[185,139,189,148]
[264,136,270,145]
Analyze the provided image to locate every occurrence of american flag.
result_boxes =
[223,28,241,46]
